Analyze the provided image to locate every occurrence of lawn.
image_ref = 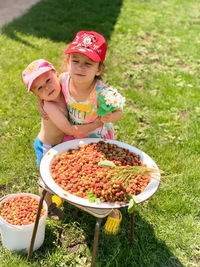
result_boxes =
[0,0,200,266]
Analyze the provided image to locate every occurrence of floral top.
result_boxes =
[61,72,115,139]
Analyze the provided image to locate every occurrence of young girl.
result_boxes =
[62,31,125,234]
[62,31,123,141]
[22,59,104,219]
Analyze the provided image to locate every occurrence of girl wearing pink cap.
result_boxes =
[22,58,104,219]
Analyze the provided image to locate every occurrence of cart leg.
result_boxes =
[27,190,47,261]
[74,207,79,217]
[91,218,102,267]
[130,212,134,245]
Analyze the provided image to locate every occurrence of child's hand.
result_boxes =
[100,112,113,124]
[38,99,48,120]
[94,117,104,127]
[101,109,122,124]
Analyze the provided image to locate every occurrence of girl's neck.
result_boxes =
[69,78,96,101]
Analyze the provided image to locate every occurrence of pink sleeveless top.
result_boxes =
[61,72,115,139]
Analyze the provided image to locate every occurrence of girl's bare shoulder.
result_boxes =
[43,100,68,115]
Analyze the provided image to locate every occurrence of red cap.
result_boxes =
[64,31,107,62]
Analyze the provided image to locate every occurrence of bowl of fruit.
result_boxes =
[0,193,47,252]
[39,138,161,212]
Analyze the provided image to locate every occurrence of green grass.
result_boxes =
[0,0,200,266]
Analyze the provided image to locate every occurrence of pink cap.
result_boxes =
[64,31,107,62]
[22,59,56,92]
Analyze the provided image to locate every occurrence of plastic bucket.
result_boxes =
[0,193,48,252]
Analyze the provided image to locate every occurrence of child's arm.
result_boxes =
[43,101,103,136]
[38,99,49,120]
[100,108,122,124]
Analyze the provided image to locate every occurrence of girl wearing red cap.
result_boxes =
[62,31,124,140]
[37,31,125,232]
[62,31,125,234]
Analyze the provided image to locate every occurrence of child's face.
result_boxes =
[31,70,61,101]
[67,53,103,84]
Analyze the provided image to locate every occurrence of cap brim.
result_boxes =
[64,48,101,62]
[27,67,55,92]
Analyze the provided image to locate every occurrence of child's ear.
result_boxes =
[66,54,70,64]
[96,63,104,76]
[58,74,62,85]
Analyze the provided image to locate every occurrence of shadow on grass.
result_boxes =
[1,0,122,46]
[36,204,184,267]
[81,209,184,267]
[98,209,184,267]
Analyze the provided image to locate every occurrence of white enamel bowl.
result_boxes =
[39,138,160,212]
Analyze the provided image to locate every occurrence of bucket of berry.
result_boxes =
[0,193,47,252]
[39,138,161,213]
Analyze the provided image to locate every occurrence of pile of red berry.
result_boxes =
[51,141,151,205]
[0,196,46,226]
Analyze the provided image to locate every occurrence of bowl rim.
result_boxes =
[0,193,47,228]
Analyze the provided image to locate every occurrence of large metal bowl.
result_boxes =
[39,138,160,216]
